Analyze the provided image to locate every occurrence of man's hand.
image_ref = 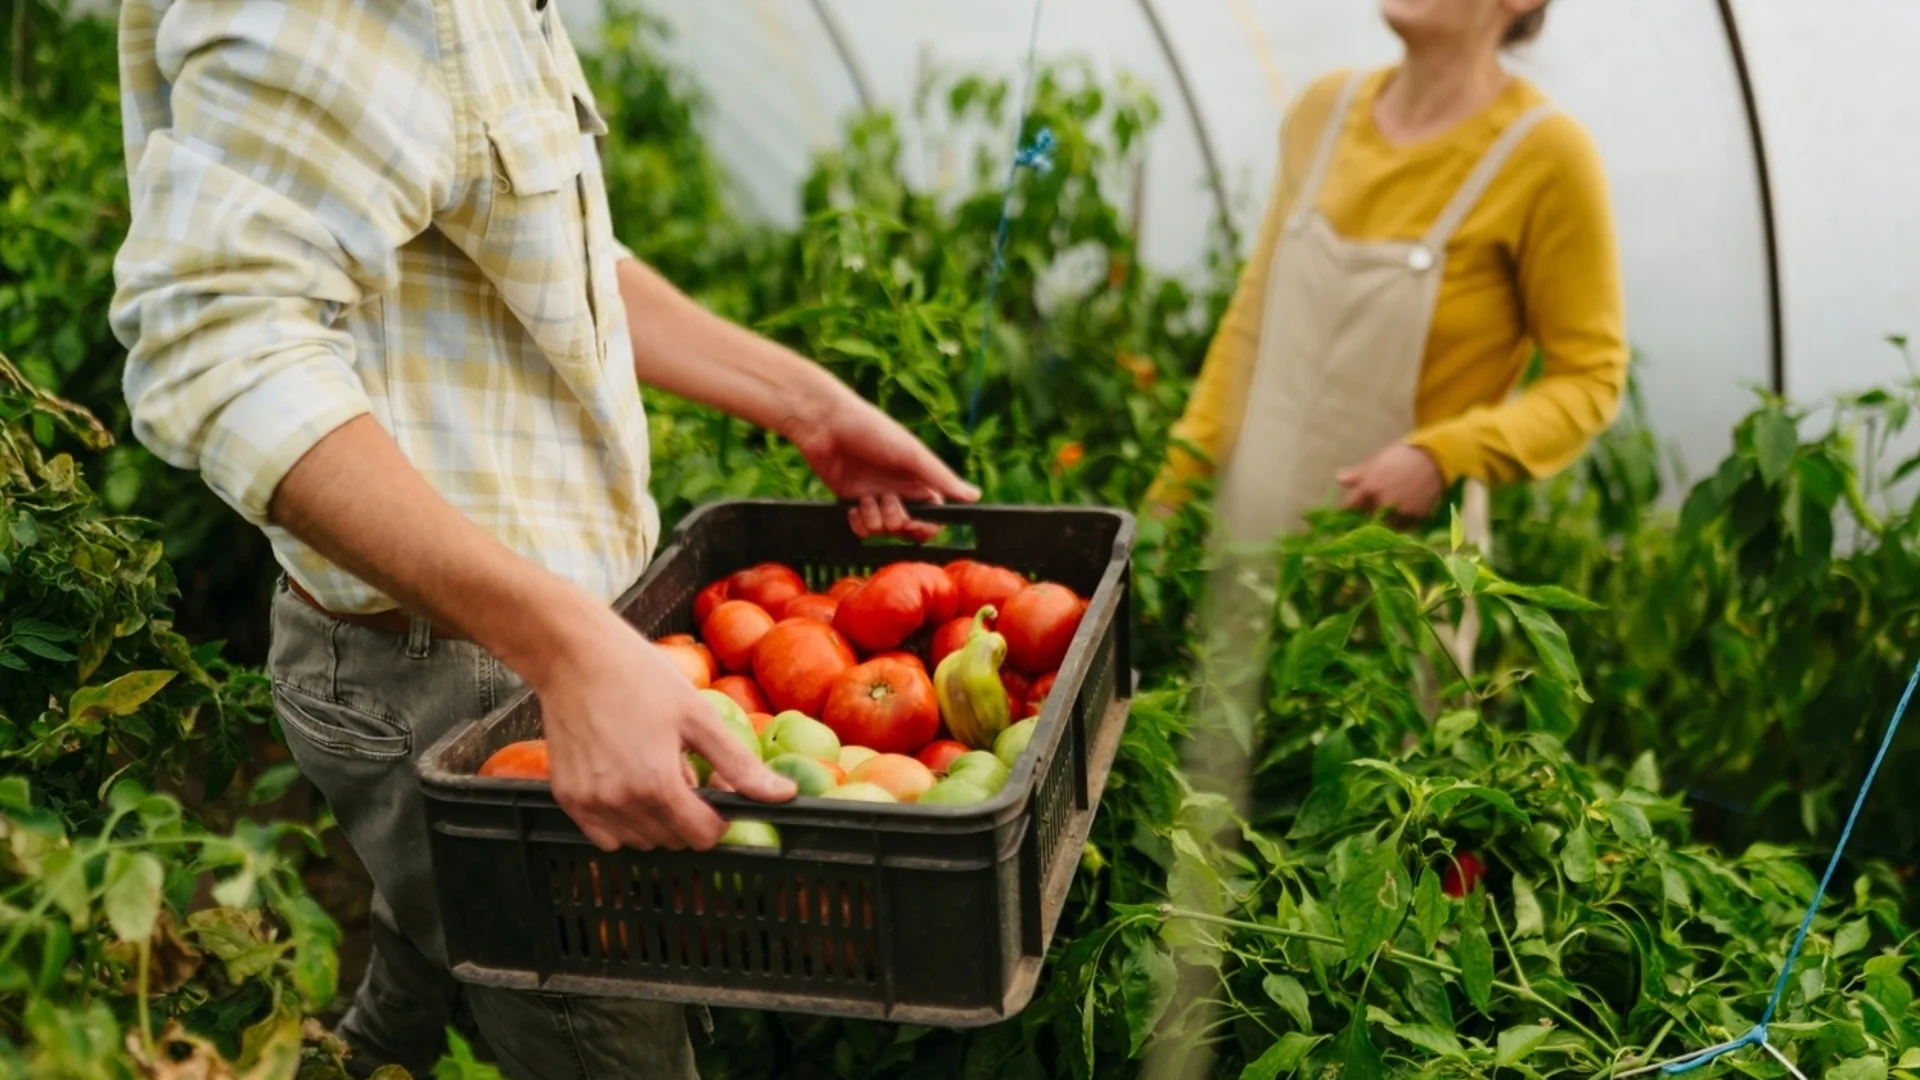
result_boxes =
[1336,442,1446,521]
[783,391,980,541]
[537,616,795,852]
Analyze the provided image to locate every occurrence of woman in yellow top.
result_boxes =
[1151,0,1626,549]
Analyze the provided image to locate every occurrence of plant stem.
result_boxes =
[1159,908,1616,1050]
[136,933,154,1051]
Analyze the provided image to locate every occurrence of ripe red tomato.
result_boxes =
[712,674,769,714]
[1002,669,1033,717]
[827,576,866,601]
[479,739,549,780]
[729,563,807,619]
[659,642,714,689]
[871,650,928,676]
[947,561,1026,621]
[915,739,969,775]
[896,562,958,623]
[784,594,839,625]
[833,564,931,654]
[753,619,858,716]
[1000,583,1086,675]
[704,600,776,673]
[822,656,940,756]
[930,615,985,670]
[1023,671,1056,718]
[693,581,732,626]
[1443,852,1486,898]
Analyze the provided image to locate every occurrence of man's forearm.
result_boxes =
[267,415,620,687]
[617,257,840,436]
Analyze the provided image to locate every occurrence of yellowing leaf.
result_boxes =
[68,670,176,722]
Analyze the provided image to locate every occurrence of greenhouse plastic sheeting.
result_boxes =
[558,0,1920,484]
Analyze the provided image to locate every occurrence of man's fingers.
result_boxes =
[687,705,797,804]
[878,494,912,534]
[657,784,727,851]
[857,495,886,536]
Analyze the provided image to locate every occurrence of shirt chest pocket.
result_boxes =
[479,101,601,364]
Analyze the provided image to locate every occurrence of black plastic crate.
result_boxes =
[416,500,1135,1026]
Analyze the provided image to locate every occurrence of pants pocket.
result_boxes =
[273,683,412,761]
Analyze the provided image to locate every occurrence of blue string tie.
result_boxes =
[967,0,1050,437]
[1649,658,1920,1076]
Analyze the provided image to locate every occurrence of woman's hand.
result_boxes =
[784,389,980,541]
[1336,443,1446,521]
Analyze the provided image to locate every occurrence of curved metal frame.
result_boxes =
[1133,0,1241,249]
[1715,0,1786,395]
[806,0,874,112]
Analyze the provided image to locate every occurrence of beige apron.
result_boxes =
[1215,71,1552,677]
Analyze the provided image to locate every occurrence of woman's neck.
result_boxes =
[1374,46,1510,145]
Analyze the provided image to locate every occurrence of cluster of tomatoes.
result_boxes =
[478,558,1087,812]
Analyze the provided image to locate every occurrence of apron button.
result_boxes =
[1407,246,1434,272]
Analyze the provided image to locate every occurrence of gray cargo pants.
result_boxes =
[268,578,701,1079]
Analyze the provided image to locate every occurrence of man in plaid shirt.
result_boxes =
[110,0,974,1074]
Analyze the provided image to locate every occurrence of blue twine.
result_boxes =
[967,0,1054,436]
[1659,658,1920,1075]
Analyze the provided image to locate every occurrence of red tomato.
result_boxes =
[947,561,1026,622]
[929,615,984,670]
[827,576,866,601]
[1002,669,1032,717]
[693,581,732,626]
[753,619,858,716]
[1000,583,1087,675]
[897,562,958,623]
[833,564,931,654]
[712,674,769,714]
[1443,852,1486,898]
[659,642,714,689]
[821,656,941,756]
[704,600,776,673]
[784,594,839,625]
[871,650,928,676]
[728,563,808,619]
[659,633,696,646]
[478,739,549,780]
[1023,671,1056,718]
[915,739,970,775]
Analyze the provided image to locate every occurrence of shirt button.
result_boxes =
[1408,246,1434,272]
[494,174,511,194]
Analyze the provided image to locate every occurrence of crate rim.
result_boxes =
[415,498,1137,831]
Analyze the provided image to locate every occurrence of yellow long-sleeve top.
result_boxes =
[1154,68,1627,501]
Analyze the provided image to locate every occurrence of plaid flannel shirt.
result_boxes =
[111,0,657,613]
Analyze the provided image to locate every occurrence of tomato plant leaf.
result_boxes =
[1412,869,1446,952]
[1381,1019,1465,1060]
[102,850,165,943]
[1120,938,1177,1054]
[1501,599,1589,702]
[0,776,30,812]
[1427,783,1530,826]
[17,635,76,662]
[1481,579,1603,612]
[1333,1009,1385,1080]
[1836,918,1873,959]
[1562,825,1596,884]
[1238,1033,1321,1080]
[1607,801,1654,845]
[40,847,92,927]
[1457,893,1494,1014]
[1336,831,1410,967]
[13,618,77,643]
[1316,525,1410,559]
[1496,1024,1554,1067]
[1627,750,1662,793]
[1754,408,1798,486]
[1511,875,1544,939]
[68,670,175,722]
[1262,973,1312,1034]
[248,763,302,807]
[1828,1057,1889,1080]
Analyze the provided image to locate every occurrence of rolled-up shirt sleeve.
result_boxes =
[111,0,456,524]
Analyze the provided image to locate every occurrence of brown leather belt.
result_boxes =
[286,577,471,641]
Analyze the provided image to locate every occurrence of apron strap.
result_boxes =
[1286,70,1368,231]
[1421,103,1555,251]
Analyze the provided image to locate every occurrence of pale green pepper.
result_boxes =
[935,606,1011,750]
